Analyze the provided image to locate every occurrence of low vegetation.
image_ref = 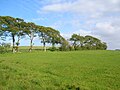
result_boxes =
[0,43,11,53]
[0,50,120,90]
[0,16,115,90]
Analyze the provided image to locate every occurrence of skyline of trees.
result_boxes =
[70,34,107,50]
[0,16,107,53]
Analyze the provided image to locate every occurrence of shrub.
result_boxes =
[48,47,58,51]
[0,43,11,53]
[59,45,74,51]
[0,46,5,53]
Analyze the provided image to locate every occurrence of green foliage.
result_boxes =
[59,39,71,51]
[48,47,58,51]
[70,34,107,50]
[59,45,70,51]
[0,46,5,53]
[0,51,120,89]
[59,44,74,51]
[0,16,107,52]
[0,43,11,53]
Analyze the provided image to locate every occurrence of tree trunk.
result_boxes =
[73,41,77,50]
[12,34,16,53]
[43,42,46,52]
[29,39,33,52]
[16,36,20,52]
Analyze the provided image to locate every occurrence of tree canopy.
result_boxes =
[0,16,107,53]
[70,34,107,50]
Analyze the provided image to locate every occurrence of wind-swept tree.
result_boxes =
[70,34,107,50]
[0,16,8,41]
[70,34,81,50]
[24,22,37,52]
[13,18,27,52]
[0,16,19,53]
[15,18,24,45]
[84,35,101,50]
[59,36,70,51]
[47,27,61,48]
[0,15,107,52]
[37,26,50,51]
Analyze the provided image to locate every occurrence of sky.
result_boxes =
[0,0,120,49]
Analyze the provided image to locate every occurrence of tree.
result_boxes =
[84,35,99,50]
[47,27,61,48]
[0,16,8,41]
[83,35,107,50]
[0,15,107,52]
[37,26,50,51]
[15,18,25,52]
[59,37,70,51]
[70,34,107,50]
[24,22,37,52]
[70,34,81,50]
[0,16,19,53]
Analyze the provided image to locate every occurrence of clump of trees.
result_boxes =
[69,34,107,50]
[0,16,107,53]
[0,16,67,53]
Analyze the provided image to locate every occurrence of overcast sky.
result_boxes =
[0,0,120,49]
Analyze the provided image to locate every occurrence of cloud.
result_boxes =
[40,0,120,17]
[41,2,71,12]
[93,20,120,49]
[61,29,92,40]
[37,0,120,49]
[95,22,115,36]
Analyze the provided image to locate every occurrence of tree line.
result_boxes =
[0,16,107,53]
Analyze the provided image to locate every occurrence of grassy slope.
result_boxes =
[0,50,120,90]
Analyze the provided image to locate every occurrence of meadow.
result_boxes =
[0,50,120,90]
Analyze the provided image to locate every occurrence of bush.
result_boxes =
[0,46,8,53]
[0,43,11,53]
[59,45,74,51]
[48,47,58,51]
[59,46,68,51]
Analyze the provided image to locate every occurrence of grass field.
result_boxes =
[0,50,120,90]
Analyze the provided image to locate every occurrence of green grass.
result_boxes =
[19,46,45,50]
[0,50,120,90]
[9,46,55,52]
